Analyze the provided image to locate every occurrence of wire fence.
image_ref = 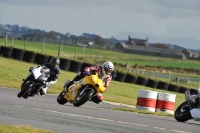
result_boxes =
[133,70,200,88]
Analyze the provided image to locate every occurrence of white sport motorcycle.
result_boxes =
[174,89,200,122]
[17,66,50,99]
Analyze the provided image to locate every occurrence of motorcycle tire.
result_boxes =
[174,101,192,122]
[73,89,94,107]
[17,82,33,98]
[57,91,67,105]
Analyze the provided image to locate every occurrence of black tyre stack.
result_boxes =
[47,56,54,63]
[190,88,198,95]
[179,86,190,93]
[69,60,83,73]
[81,62,93,71]
[23,51,37,63]
[135,76,148,86]
[12,48,25,61]
[115,71,127,82]
[60,58,71,71]
[2,46,13,58]
[146,79,159,88]
[157,81,169,90]
[124,73,138,84]
[111,71,117,80]
[35,53,49,65]
[168,84,180,92]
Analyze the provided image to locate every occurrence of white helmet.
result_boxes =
[102,61,114,75]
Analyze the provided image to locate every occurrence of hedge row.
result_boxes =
[0,46,196,94]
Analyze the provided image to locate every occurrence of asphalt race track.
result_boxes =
[0,87,199,133]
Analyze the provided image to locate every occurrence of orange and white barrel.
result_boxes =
[136,90,158,112]
[156,92,176,114]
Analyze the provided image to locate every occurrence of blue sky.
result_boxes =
[0,0,200,49]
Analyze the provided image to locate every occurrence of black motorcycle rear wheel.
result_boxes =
[17,82,33,98]
[73,89,94,107]
[57,91,67,105]
[174,101,192,122]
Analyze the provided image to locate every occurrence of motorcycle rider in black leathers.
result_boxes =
[39,56,61,95]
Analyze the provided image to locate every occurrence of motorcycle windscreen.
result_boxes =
[98,81,106,93]
[86,74,106,93]
[190,108,200,121]
[90,75,106,93]
[32,67,42,79]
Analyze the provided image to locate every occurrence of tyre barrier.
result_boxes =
[60,58,71,71]
[190,88,198,95]
[157,81,169,90]
[115,71,127,82]
[69,60,82,73]
[2,46,13,58]
[135,76,148,86]
[168,84,180,92]
[0,46,1,54]
[124,73,138,84]
[146,79,159,88]
[156,92,176,114]
[12,48,25,61]
[81,62,93,71]
[111,71,117,80]
[23,51,37,63]
[35,53,49,65]
[136,90,158,112]
[179,86,190,94]
[47,56,54,63]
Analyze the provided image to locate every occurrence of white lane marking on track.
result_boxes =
[14,105,190,133]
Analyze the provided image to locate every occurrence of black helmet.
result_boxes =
[50,57,60,69]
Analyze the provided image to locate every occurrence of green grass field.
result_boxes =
[0,38,196,107]
[0,124,56,133]
[0,56,185,109]
[1,38,200,70]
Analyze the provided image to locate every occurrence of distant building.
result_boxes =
[182,49,199,59]
[115,35,184,59]
[181,49,192,57]
[125,35,148,46]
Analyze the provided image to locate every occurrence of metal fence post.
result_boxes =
[74,49,77,60]
[5,33,7,46]
[24,39,27,50]
[58,45,61,57]
[42,42,44,53]
[12,37,14,47]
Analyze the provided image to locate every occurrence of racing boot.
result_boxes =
[90,93,103,104]
[40,83,50,96]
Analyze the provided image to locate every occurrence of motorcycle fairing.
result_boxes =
[32,66,49,81]
[190,108,200,121]
[64,73,105,103]
[65,81,82,103]
[89,74,105,93]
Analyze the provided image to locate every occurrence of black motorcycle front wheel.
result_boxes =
[174,101,192,122]
[73,89,94,107]
[17,82,33,98]
[57,91,67,105]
